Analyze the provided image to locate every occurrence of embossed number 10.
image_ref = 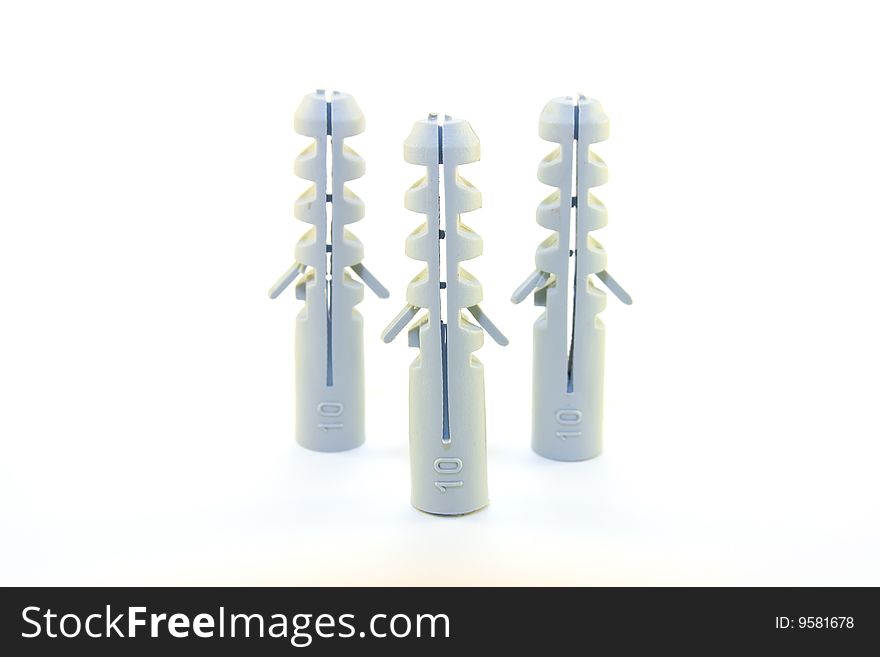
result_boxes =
[555,408,582,441]
[317,401,344,431]
[433,457,463,493]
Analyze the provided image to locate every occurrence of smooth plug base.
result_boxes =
[531,439,602,462]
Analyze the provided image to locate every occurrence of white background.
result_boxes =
[2,0,878,585]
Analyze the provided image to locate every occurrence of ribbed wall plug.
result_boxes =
[511,95,631,462]
[269,90,388,452]
[382,114,508,515]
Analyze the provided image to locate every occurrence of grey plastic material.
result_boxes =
[269,90,387,452]
[512,95,630,462]
[383,114,507,515]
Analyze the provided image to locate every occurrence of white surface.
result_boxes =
[1,0,879,585]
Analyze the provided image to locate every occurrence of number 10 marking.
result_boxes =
[555,408,582,441]
[317,401,344,431]
[433,457,463,493]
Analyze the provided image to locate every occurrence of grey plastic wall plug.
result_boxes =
[382,114,508,515]
[511,95,630,462]
[269,90,388,452]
